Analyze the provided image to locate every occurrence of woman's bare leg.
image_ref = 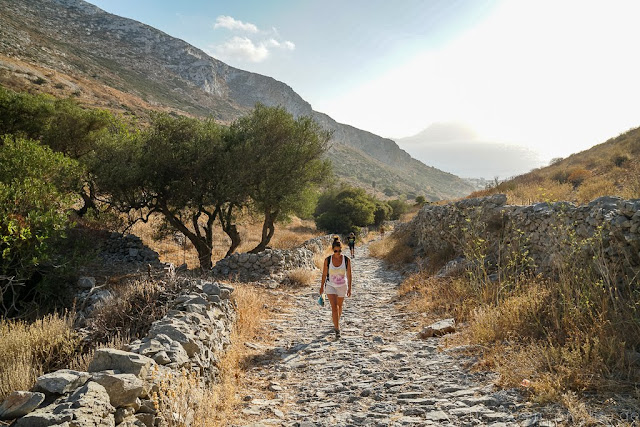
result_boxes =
[327,294,339,330]
[335,296,345,325]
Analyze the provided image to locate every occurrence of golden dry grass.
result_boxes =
[131,214,320,269]
[0,313,80,400]
[285,268,318,288]
[469,126,640,205]
[368,231,414,266]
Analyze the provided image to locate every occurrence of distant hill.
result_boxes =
[469,126,640,204]
[0,0,475,201]
[396,122,541,179]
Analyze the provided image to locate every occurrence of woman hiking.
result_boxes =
[319,237,352,338]
[347,232,356,258]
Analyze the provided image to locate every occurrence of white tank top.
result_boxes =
[328,255,347,287]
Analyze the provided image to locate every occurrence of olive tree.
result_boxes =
[230,104,332,253]
[93,113,231,269]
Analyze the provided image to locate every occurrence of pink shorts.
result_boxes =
[325,283,347,297]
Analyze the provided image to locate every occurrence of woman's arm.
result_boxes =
[320,258,327,294]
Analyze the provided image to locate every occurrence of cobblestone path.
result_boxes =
[235,244,559,427]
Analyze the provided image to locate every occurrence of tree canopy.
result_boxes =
[227,104,332,253]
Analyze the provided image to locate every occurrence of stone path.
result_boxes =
[234,244,561,427]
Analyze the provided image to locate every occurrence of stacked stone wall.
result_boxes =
[211,235,334,280]
[0,278,236,426]
[100,232,162,267]
[407,194,640,278]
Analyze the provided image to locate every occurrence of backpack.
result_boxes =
[325,255,349,281]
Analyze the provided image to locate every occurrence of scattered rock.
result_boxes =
[0,391,44,420]
[418,318,456,338]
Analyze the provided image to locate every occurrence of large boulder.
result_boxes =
[0,391,44,420]
[88,349,156,378]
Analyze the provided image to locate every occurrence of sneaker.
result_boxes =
[335,329,341,338]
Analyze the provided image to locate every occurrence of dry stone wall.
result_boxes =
[211,235,334,280]
[100,232,163,267]
[408,194,640,279]
[1,278,235,426]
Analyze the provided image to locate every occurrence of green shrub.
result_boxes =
[314,186,377,234]
[0,136,83,316]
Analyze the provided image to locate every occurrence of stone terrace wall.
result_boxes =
[211,235,334,280]
[0,278,235,426]
[100,232,163,268]
[407,194,640,278]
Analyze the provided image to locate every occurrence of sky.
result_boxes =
[85,0,640,176]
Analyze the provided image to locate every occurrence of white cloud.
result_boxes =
[265,38,296,50]
[214,15,258,33]
[210,16,295,63]
[213,36,269,62]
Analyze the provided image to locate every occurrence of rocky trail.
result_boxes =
[233,243,562,427]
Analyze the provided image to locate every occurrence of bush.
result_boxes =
[567,168,591,187]
[612,153,630,167]
[0,136,83,316]
[551,170,569,184]
[314,186,377,234]
[387,199,409,220]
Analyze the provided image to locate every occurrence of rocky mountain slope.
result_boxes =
[0,0,474,200]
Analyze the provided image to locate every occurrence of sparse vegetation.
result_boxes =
[0,312,79,400]
[368,230,414,267]
[399,214,640,406]
[469,126,640,204]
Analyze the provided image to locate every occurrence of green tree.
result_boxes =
[0,87,53,139]
[230,104,332,253]
[0,136,83,315]
[315,186,377,234]
[93,113,229,269]
[373,201,392,226]
[387,198,409,220]
[0,87,125,216]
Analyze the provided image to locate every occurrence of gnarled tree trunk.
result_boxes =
[250,208,278,254]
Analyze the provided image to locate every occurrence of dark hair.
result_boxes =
[332,236,341,249]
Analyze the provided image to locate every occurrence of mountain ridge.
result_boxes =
[0,0,475,199]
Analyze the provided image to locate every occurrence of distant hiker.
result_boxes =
[319,237,352,338]
[379,224,386,237]
[347,232,356,258]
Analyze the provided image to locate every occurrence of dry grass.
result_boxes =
[85,278,176,344]
[398,273,481,323]
[0,313,80,400]
[368,231,414,266]
[400,222,640,412]
[470,126,640,205]
[132,214,320,269]
[285,268,318,288]
[153,283,275,426]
